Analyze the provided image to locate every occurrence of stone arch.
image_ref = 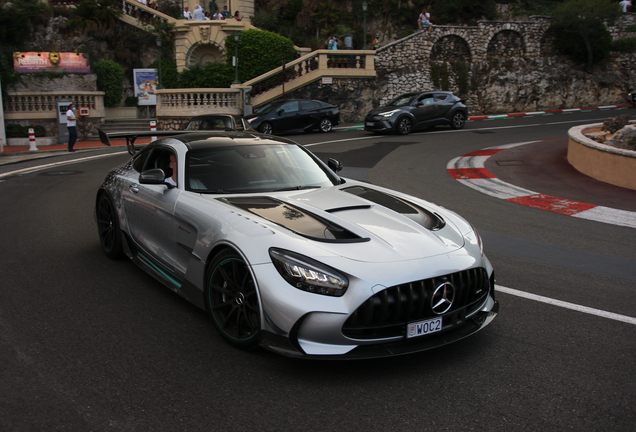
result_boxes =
[539,28,559,57]
[430,35,472,62]
[487,30,525,58]
[186,41,226,69]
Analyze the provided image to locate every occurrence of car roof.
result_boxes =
[151,131,299,151]
[187,114,241,120]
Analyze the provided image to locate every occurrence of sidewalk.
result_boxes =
[0,137,154,166]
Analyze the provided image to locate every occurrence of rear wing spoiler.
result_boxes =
[98,129,192,155]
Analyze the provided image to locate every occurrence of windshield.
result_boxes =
[388,93,418,107]
[185,144,339,193]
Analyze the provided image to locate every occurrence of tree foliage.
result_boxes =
[550,0,621,72]
[94,59,124,107]
[224,29,296,83]
[67,0,122,31]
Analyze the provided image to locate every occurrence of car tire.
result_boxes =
[96,193,124,259]
[319,118,333,133]
[451,111,466,130]
[205,249,260,349]
[259,122,273,134]
[396,117,412,135]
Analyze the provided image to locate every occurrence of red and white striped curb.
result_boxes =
[447,142,636,229]
[468,104,633,120]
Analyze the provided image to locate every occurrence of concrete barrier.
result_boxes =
[568,123,636,190]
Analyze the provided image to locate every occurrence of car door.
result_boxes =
[122,147,182,274]
[433,93,456,120]
[410,93,438,127]
[272,100,301,132]
[299,100,321,130]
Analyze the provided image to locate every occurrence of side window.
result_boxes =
[434,93,448,101]
[418,95,435,105]
[132,147,152,172]
[279,101,299,113]
[301,100,319,110]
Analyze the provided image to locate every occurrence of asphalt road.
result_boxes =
[1,109,635,431]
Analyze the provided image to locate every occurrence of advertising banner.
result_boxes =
[133,69,158,106]
[13,52,90,74]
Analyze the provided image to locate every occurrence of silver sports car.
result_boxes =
[95,131,498,358]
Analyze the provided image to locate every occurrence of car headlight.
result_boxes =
[379,109,400,117]
[247,117,256,124]
[269,248,348,297]
[471,225,484,255]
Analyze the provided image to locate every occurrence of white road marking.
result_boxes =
[496,285,636,325]
[0,151,127,180]
[308,116,618,146]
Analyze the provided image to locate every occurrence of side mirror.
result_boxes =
[139,169,174,188]
[277,109,285,116]
[327,158,343,173]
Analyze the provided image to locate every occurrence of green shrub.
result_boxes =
[450,60,470,96]
[33,125,45,137]
[124,96,139,107]
[5,124,26,138]
[625,24,636,32]
[611,37,636,52]
[4,124,44,137]
[94,59,124,107]
[224,29,296,83]
[178,63,234,89]
[602,114,631,134]
[149,57,179,89]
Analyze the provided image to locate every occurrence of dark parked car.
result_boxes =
[364,91,468,135]
[184,114,254,132]
[246,99,340,134]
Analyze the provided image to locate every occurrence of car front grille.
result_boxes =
[342,268,491,339]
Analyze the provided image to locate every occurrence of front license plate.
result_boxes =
[407,317,443,339]
[365,122,374,126]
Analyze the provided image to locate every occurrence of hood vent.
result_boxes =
[218,196,369,243]
[340,186,445,231]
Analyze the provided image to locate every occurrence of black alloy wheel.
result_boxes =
[319,118,333,133]
[396,117,412,135]
[260,122,273,134]
[451,111,466,130]
[205,250,261,348]
[96,193,124,259]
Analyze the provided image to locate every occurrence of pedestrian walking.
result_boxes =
[66,102,77,152]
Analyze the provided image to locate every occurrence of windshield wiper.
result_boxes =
[273,185,321,192]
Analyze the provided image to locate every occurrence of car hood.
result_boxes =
[216,186,466,263]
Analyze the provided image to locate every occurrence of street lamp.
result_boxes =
[156,37,164,89]
[362,1,368,49]
[233,31,241,84]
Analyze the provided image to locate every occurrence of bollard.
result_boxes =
[28,128,38,151]
[150,121,157,142]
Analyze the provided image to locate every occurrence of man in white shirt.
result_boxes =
[165,154,177,187]
[183,6,193,20]
[620,0,632,12]
[66,102,77,152]
[193,4,205,20]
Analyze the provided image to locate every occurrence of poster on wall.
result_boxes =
[13,52,90,74]
[133,69,158,106]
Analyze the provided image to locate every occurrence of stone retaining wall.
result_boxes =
[568,123,636,190]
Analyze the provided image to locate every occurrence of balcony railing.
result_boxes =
[244,49,376,107]
[4,91,105,119]
[157,88,242,117]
